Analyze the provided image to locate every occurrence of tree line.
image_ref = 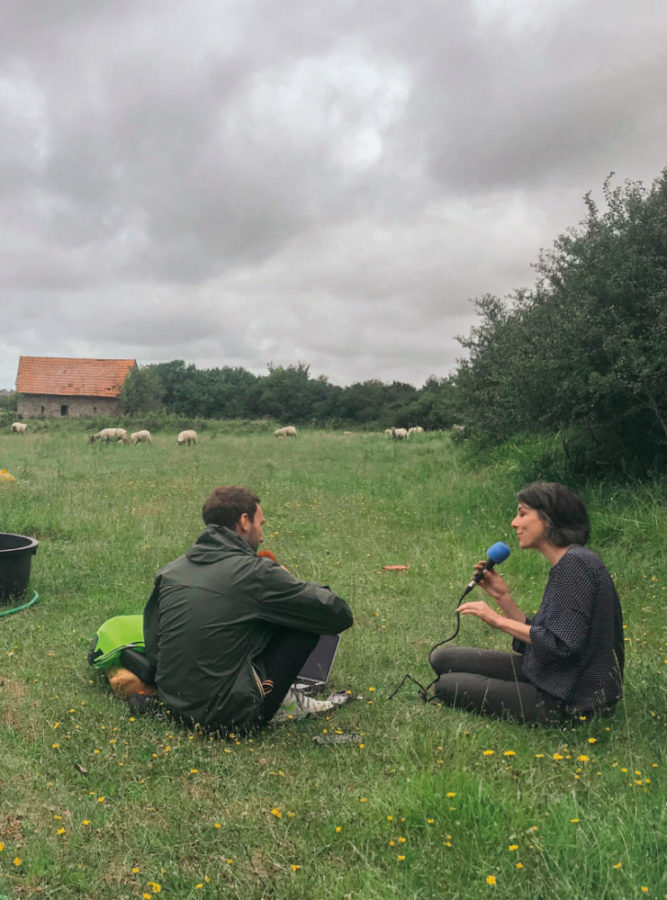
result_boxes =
[119,359,458,433]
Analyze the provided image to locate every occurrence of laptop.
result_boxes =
[294,634,341,694]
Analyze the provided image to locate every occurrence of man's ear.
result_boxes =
[235,513,249,536]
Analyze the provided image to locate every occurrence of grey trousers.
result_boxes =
[429,646,567,725]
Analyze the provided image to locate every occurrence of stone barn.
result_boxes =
[16,356,137,418]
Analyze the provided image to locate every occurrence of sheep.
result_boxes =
[408,426,425,436]
[11,422,27,434]
[177,429,197,446]
[391,427,409,440]
[90,427,129,444]
[384,428,393,437]
[130,430,152,445]
[273,426,297,438]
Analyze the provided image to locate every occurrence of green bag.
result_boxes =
[88,614,145,670]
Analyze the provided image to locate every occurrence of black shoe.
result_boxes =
[128,693,167,720]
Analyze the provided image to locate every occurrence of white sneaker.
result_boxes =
[272,687,349,724]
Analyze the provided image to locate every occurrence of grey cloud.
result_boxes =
[0,0,665,390]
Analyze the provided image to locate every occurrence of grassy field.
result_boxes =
[0,425,665,899]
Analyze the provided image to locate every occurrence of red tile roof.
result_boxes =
[16,356,136,398]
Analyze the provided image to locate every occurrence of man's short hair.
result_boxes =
[202,485,260,529]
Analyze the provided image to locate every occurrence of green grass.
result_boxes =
[0,427,665,899]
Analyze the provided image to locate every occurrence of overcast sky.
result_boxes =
[1,0,665,390]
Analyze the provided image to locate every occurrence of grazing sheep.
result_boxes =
[384,428,393,437]
[90,427,129,444]
[391,427,409,440]
[130,430,152,445]
[177,429,197,446]
[273,426,297,438]
[408,426,425,436]
[11,422,27,434]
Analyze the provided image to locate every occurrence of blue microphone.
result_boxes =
[462,541,511,597]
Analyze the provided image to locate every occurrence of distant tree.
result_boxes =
[256,363,335,424]
[0,391,17,412]
[119,366,165,414]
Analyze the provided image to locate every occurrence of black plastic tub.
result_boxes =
[0,533,39,604]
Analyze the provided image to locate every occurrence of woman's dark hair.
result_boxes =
[202,485,260,529]
[516,482,590,547]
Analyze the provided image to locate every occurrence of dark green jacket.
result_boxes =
[143,525,353,731]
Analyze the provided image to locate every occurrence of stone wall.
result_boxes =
[17,395,120,418]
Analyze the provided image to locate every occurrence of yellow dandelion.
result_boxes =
[360,797,368,803]
[516,862,524,870]
[389,840,395,847]
[578,755,589,762]
[227,858,233,864]
[535,753,545,758]
[271,807,282,818]
[56,827,66,835]
[190,769,198,774]
[612,862,622,870]
[503,750,516,757]
[214,822,221,829]
[570,818,580,824]
[54,814,62,820]
[336,826,342,833]
[486,874,497,885]
[427,819,434,825]
[196,885,203,890]
[641,887,648,893]
[398,836,406,843]
[98,796,105,803]
[387,815,393,821]
[508,844,518,851]
[132,867,139,874]
[483,749,494,756]
[369,686,376,692]
[52,743,59,749]
[397,854,405,861]
[291,864,301,871]
[553,753,564,760]
[446,792,456,798]
[0,842,4,851]
[588,737,597,743]
[14,857,21,866]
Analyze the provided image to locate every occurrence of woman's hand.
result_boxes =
[472,561,511,603]
[457,599,502,628]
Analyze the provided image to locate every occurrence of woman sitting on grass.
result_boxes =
[430,482,624,725]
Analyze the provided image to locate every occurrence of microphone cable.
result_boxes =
[387,583,469,703]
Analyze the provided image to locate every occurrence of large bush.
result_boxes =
[454,171,667,479]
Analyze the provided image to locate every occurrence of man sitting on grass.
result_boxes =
[136,485,353,733]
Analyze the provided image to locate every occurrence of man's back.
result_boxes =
[144,524,352,731]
